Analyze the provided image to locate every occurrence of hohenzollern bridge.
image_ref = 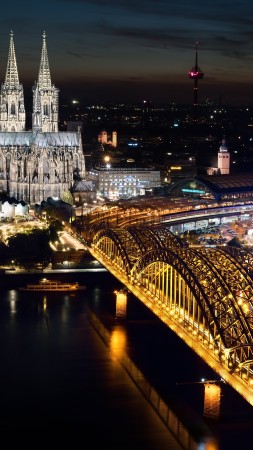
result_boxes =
[81,205,253,407]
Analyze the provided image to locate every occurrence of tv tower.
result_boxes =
[188,42,204,106]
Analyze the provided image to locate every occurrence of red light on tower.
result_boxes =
[188,42,204,106]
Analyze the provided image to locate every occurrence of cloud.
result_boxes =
[0,0,253,105]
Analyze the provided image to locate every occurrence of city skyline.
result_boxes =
[1,0,253,106]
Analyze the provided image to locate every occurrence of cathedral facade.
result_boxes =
[0,31,85,206]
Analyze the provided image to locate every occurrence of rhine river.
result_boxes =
[0,269,253,450]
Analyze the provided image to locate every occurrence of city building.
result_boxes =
[0,198,28,219]
[168,173,253,202]
[72,179,97,212]
[217,136,230,174]
[98,130,117,147]
[207,136,230,175]
[0,31,86,207]
[164,153,197,184]
[88,166,161,201]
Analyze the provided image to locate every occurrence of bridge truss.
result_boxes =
[87,223,253,406]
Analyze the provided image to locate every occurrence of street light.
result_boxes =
[82,202,88,216]
[104,155,111,169]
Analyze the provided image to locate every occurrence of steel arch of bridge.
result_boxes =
[90,223,253,406]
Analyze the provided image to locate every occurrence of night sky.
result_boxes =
[1,0,253,106]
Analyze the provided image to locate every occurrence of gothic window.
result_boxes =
[6,155,11,178]
[24,159,27,178]
[55,169,59,182]
[65,158,70,181]
[11,102,15,115]
[43,157,49,176]
[43,103,49,116]
[73,153,79,170]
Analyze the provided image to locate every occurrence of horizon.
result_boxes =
[1,1,253,107]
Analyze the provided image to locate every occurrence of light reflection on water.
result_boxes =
[110,326,127,359]
[8,289,18,315]
[0,281,251,450]
[198,438,219,450]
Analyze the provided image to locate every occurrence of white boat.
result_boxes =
[19,278,86,292]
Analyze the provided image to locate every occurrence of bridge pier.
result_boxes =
[114,289,127,319]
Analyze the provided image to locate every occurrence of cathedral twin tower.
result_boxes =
[0,31,85,205]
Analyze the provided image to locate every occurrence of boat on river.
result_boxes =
[19,278,86,292]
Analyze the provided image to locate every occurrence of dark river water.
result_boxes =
[0,269,253,450]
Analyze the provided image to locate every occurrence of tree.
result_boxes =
[60,190,74,205]
[0,241,8,264]
[48,220,63,242]
[34,198,74,224]
[7,229,53,269]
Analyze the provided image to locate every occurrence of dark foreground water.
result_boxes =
[0,270,253,450]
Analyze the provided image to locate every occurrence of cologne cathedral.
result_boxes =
[0,31,86,206]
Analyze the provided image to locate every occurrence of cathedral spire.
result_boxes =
[5,30,20,88]
[38,31,52,88]
[0,30,25,132]
[32,31,59,132]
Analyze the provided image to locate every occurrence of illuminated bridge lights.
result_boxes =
[88,222,253,406]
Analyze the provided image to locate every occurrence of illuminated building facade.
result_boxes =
[168,173,253,201]
[0,31,85,206]
[165,153,197,184]
[217,135,230,174]
[207,136,230,175]
[88,167,161,201]
[98,130,117,147]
